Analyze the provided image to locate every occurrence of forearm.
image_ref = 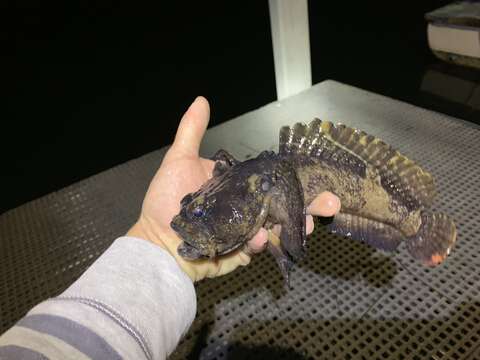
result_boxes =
[0,237,196,360]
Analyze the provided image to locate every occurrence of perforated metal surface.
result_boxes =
[1,81,480,359]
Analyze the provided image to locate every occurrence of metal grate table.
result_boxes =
[1,81,480,359]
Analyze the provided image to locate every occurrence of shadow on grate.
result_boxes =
[177,304,480,360]
[170,226,480,359]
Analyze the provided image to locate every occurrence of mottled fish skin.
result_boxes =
[280,120,422,236]
[172,150,305,267]
[279,119,456,266]
[172,119,457,281]
[287,151,420,237]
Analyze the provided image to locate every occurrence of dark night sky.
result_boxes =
[1,0,473,213]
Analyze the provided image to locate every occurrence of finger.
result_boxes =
[245,228,269,254]
[307,191,341,217]
[172,96,210,157]
[213,250,251,277]
[306,215,314,235]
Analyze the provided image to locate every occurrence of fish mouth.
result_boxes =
[170,215,212,259]
[170,217,189,240]
[170,217,197,246]
[171,215,245,259]
[177,242,205,260]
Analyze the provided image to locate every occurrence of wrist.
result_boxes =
[126,217,199,281]
[127,218,168,251]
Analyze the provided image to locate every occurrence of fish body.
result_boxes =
[171,119,457,281]
[172,150,306,279]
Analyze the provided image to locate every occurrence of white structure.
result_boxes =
[268,0,312,99]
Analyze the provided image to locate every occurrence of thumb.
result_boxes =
[171,96,210,157]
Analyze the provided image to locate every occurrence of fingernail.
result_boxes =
[193,96,205,105]
[325,195,341,215]
[186,96,201,110]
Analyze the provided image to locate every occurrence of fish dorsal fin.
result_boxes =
[279,118,436,209]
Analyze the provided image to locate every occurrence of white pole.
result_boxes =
[268,0,312,100]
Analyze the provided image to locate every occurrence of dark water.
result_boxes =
[2,0,477,213]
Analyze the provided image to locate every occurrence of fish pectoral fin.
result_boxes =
[269,173,306,262]
[271,200,306,261]
[267,232,294,288]
[328,212,403,252]
[279,214,306,261]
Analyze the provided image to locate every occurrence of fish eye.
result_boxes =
[192,207,204,217]
[261,181,271,192]
[260,175,274,192]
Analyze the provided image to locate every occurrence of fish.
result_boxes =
[170,119,457,284]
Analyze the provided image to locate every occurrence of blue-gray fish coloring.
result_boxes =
[171,119,457,284]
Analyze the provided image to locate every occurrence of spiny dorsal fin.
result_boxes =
[279,118,436,209]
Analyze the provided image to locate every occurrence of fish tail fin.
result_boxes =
[406,212,457,266]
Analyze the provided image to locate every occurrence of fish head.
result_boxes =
[171,161,276,259]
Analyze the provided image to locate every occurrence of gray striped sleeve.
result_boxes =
[17,314,122,360]
[0,236,197,360]
[59,236,197,359]
[0,345,48,359]
[51,297,152,360]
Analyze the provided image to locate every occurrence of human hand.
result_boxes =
[127,97,341,282]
